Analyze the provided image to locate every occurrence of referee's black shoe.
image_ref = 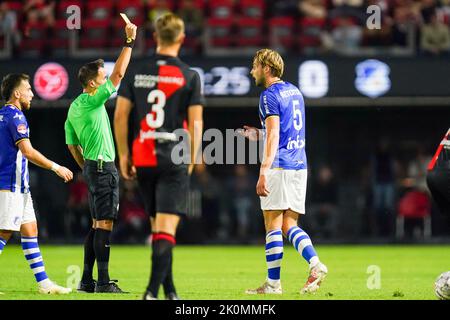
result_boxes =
[77,280,96,293]
[95,280,128,293]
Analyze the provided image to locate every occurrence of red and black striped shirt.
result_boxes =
[118,54,205,167]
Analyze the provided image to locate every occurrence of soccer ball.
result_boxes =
[434,271,450,300]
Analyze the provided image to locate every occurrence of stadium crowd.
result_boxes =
[0,0,449,56]
[47,141,438,244]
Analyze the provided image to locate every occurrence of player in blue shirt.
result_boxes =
[0,73,73,294]
[241,49,327,295]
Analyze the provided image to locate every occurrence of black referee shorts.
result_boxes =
[83,160,120,221]
[136,164,189,218]
[426,164,450,217]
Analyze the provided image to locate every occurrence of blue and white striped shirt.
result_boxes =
[0,104,30,193]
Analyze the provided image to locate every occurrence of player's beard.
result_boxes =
[20,99,31,110]
[255,74,266,87]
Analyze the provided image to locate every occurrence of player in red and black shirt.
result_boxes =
[427,129,450,218]
[114,13,204,300]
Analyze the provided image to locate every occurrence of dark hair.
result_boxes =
[1,73,30,100]
[78,59,104,88]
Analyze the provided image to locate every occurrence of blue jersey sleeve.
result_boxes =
[262,90,279,119]
[8,112,29,144]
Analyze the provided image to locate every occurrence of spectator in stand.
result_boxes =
[0,2,21,47]
[438,0,450,17]
[225,165,261,242]
[307,165,339,239]
[270,0,301,17]
[406,147,433,192]
[391,0,422,46]
[421,0,438,23]
[329,0,366,23]
[113,181,148,243]
[191,163,224,241]
[420,11,450,55]
[331,16,363,52]
[177,0,204,38]
[67,172,90,238]
[371,139,398,237]
[363,0,394,46]
[146,0,172,26]
[23,0,55,36]
[299,0,328,19]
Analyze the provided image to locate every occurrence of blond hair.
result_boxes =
[155,13,185,46]
[253,49,284,78]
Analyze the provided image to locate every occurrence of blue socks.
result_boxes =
[265,229,283,285]
[287,226,319,267]
[0,237,6,255]
[21,236,51,286]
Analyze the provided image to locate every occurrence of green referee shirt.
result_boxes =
[64,78,117,162]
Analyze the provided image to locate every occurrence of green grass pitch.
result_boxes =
[0,244,447,300]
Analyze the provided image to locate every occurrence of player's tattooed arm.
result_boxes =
[67,144,85,170]
[18,139,73,183]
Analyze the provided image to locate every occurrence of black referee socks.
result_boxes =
[163,248,176,296]
[94,228,111,285]
[147,233,176,297]
[81,228,96,283]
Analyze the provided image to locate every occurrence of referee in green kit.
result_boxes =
[64,21,137,293]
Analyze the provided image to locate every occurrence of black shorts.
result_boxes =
[83,160,120,221]
[136,164,189,218]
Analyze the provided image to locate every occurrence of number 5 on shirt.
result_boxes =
[292,99,303,131]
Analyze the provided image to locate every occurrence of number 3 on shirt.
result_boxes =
[292,99,303,131]
[146,89,166,129]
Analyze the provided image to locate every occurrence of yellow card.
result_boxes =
[120,13,131,24]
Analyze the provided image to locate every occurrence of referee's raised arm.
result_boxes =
[109,22,137,87]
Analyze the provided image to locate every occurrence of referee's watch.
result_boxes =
[125,37,135,48]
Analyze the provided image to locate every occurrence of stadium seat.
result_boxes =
[268,17,295,51]
[116,0,145,26]
[235,17,264,47]
[146,0,176,12]
[329,16,359,29]
[79,19,109,49]
[19,22,48,56]
[206,17,234,47]
[208,0,235,19]
[180,0,206,10]
[180,36,202,55]
[238,0,265,19]
[86,0,114,21]
[298,18,326,52]
[110,17,146,48]
[57,0,84,21]
[396,190,432,239]
[4,1,22,13]
[49,19,72,54]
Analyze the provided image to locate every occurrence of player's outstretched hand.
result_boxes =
[119,155,136,180]
[125,23,137,40]
[238,125,261,141]
[56,166,73,183]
